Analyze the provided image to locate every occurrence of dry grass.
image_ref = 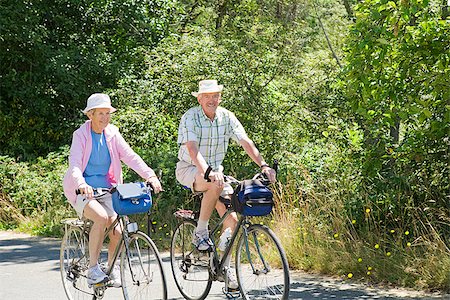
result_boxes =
[268,166,450,292]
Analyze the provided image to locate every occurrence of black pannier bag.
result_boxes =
[231,179,274,216]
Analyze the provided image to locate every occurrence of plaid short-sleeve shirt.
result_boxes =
[177,106,248,170]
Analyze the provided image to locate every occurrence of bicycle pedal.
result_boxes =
[222,287,240,299]
[88,278,109,288]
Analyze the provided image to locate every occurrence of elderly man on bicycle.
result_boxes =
[175,79,276,290]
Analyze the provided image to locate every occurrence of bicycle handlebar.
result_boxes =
[221,160,278,186]
[75,182,154,198]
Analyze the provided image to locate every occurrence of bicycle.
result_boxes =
[60,184,168,300]
[170,170,290,300]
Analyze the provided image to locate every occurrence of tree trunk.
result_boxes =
[216,0,227,30]
[342,0,355,21]
[442,0,449,20]
[390,120,400,145]
[313,2,342,68]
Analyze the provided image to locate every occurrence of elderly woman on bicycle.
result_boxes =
[63,93,162,287]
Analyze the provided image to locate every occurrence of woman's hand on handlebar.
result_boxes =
[78,183,94,199]
[146,176,163,194]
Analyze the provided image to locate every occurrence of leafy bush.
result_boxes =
[0,149,72,235]
[0,0,174,159]
[0,0,448,293]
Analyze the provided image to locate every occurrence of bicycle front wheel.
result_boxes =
[121,231,167,300]
[170,220,212,300]
[60,226,92,300]
[236,224,290,300]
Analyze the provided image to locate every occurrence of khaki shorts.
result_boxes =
[175,161,198,190]
[175,161,233,196]
[70,193,116,219]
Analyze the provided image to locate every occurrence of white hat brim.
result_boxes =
[83,106,117,114]
[191,85,223,97]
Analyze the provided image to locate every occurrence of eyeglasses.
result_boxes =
[200,94,221,101]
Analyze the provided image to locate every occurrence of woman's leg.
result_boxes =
[107,216,122,266]
[84,200,109,268]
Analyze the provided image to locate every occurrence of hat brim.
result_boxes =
[83,106,117,114]
[191,86,223,97]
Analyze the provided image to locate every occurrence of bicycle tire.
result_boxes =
[121,231,167,300]
[235,224,290,300]
[170,220,212,300]
[60,226,92,300]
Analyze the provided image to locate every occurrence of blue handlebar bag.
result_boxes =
[112,182,152,215]
[232,179,273,216]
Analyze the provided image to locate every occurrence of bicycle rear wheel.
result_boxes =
[60,226,92,300]
[170,220,212,300]
[236,224,290,299]
[121,231,167,300]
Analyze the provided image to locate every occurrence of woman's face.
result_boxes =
[88,108,111,133]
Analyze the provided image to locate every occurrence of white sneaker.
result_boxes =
[222,268,238,291]
[192,229,213,251]
[108,265,121,288]
[87,264,108,286]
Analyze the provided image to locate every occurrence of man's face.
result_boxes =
[198,92,221,117]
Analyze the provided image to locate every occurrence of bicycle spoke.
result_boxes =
[60,227,92,300]
[236,224,289,300]
[170,220,212,300]
[121,231,167,300]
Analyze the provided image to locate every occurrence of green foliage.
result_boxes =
[0,0,174,159]
[341,0,449,245]
[0,0,449,292]
[0,149,72,235]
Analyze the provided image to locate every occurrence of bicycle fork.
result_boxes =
[243,226,270,275]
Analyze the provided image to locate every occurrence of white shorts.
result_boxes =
[70,193,117,219]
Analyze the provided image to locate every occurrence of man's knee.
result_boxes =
[208,183,223,195]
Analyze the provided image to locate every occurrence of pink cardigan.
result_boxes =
[63,121,156,205]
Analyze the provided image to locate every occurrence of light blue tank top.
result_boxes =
[83,130,111,188]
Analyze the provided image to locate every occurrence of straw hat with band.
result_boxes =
[191,80,223,97]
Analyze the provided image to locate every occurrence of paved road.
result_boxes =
[0,231,447,300]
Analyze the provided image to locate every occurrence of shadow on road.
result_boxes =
[0,232,447,300]
[0,235,61,269]
[288,280,437,300]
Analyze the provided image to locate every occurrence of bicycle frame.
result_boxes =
[73,215,135,281]
[207,207,266,279]
[171,166,290,300]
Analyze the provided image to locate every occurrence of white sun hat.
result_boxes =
[82,93,117,114]
[191,80,223,97]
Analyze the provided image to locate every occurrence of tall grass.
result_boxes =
[270,164,450,292]
[0,148,448,292]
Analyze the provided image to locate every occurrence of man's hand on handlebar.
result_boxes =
[146,176,163,194]
[78,183,94,199]
[208,170,225,188]
[261,166,276,183]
